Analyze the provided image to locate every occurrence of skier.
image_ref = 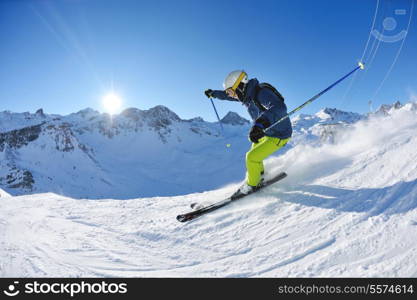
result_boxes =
[178,65,363,222]
[205,70,292,196]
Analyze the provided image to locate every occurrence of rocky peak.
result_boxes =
[316,108,363,123]
[120,108,144,121]
[35,108,45,117]
[187,117,204,123]
[375,101,403,115]
[145,105,181,122]
[393,101,403,109]
[220,112,249,125]
[75,108,100,119]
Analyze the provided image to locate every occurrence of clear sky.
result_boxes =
[1,0,416,121]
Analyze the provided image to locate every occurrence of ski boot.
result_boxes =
[231,182,260,200]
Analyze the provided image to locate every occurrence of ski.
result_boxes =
[190,202,202,210]
[177,172,287,222]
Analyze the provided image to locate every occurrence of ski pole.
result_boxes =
[265,62,365,131]
[210,98,224,131]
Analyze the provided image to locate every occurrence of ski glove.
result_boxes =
[249,118,270,143]
[249,126,264,143]
[204,89,214,98]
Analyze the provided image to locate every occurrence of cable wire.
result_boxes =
[360,0,381,63]
[369,0,414,104]
[339,0,380,108]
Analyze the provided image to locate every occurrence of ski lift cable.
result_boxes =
[339,69,360,109]
[369,0,414,103]
[364,28,385,73]
[338,0,380,108]
[365,0,391,73]
[360,0,381,63]
[344,0,388,104]
[363,26,384,71]
[364,28,379,64]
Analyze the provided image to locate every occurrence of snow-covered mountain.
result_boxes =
[1,100,417,277]
[0,103,413,199]
[0,105,250,198]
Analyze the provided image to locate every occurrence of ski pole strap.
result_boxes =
[265,62,364,131]
[210,98,224,131]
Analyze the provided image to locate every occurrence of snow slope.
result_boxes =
[1,103,417,277]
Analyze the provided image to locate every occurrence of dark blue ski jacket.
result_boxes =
[211,78,292,139]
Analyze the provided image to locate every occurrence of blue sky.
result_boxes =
[0,0,416,121]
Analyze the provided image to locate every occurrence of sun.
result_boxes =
[102,93,122,115]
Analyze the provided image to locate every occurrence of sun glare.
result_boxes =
[102,93,122,115]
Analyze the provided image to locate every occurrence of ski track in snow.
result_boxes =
[2,106,417,277]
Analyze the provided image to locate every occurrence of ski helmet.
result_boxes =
[223,70,248,91]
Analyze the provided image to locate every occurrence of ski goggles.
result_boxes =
[225,87,238,99]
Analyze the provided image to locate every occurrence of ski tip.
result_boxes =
[358,61,365,70]
[176,215,186,222]
[277,171,287,178]
[177,214,193,222]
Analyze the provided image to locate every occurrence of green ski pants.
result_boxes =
[246,136,289,186]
